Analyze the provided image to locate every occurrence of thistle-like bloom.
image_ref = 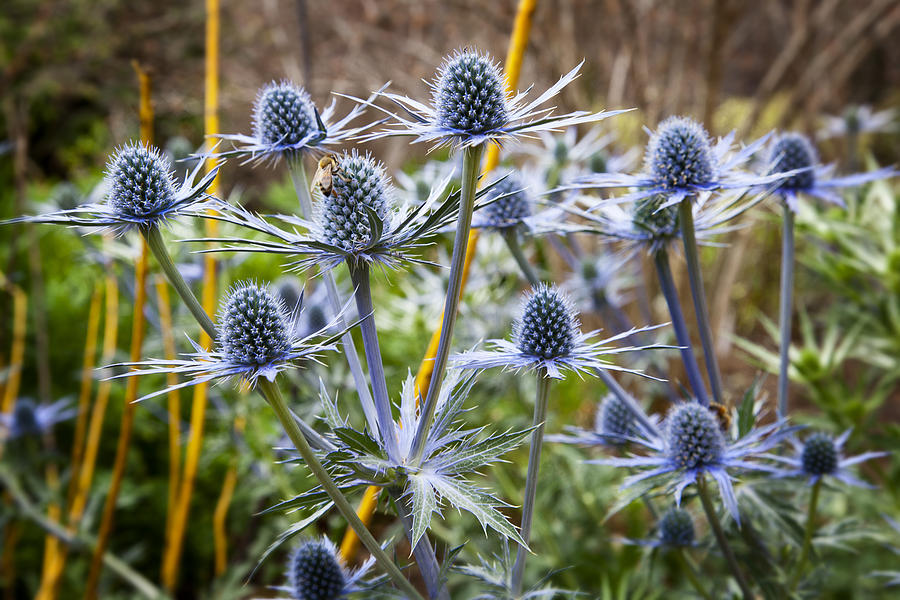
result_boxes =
[472,171,533,230]
[194,151,497,272]
[595,402,788,524]
[765,132,897,212]
[818,105,897,140]
[4,143,217,235]
[113,281,344,399]
[258,538,375,600]
[560,190,760,256]
[562,116,791,209]
[770,430,887,487]
[549,392,658,447]
[450,284,669,379]
[625,507,698,549]
[214,80,377,164]
[0,398,75,439]
[356,49,628,150]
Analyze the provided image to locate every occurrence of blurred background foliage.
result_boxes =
[1,0,899,598]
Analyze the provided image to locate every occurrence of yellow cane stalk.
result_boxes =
[161,0,219,588]
[340,0,539,559]
[213,410,246,575]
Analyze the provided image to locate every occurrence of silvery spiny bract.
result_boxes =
[254,81,319,149]
[658,507,695,547]
[356,48,628,149]
[110,281,345,397]
[318,151,390,252]
[819,104,897,140]
[3,142,217,235]
[770,429,887,487]
[645,117,715,192]
[451,283,672,379]
[763,132,898,212]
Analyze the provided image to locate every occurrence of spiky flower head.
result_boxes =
[632,194,679,235]
[11,399,40,437]
[288,539,347,600]
[589,151,608,173]
[595,393,636,439]
[665,402,725,470]
[645,116,715,191]
[1,398,75,439]
[480,171,531,228]
[658,508,695,547]
[434,50,509,136]
[318,151,391,253]
[514,284,578,359]
[800,432,838,476]
[106,144,177,222]
[51,183,83,211]
[769,132,817,191]
[254,81,318,149]
[218,282,291,367]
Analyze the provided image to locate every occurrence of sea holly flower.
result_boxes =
[214,80,378,165]
[112,281,346,399]
[623,507,697,550]
[595,401,789,525]
[450,284,670,380]
[470,170,565,235]
[354,49,629,150]
[561,115,794,210]
[818,104,897,140]
[0,398,75,440]
[770,430,887,487]
[548,392,659,447]
[194,150,500,272]
[764,132,898,212]
[4,143,217,235]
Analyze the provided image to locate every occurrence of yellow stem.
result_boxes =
[161,0,219,588]
[1,278,27,414]
[213,413,245,575]
[340,0,539,559]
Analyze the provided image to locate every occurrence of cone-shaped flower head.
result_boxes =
[515,284,578,360]
[596,393,637,439]
[645,117,715,191]
[479,171,531,229]
[318,152,391,253]
[287,539,347,600]
[435,51,509,136]
[219,283,291,367]
[666,402,725,470]
[12,399,40,436]
[107,144,177,221]
[633,194,679,235]
[800,432,839,476]
[658,507,695,547]
[254,81,319,149]
[769,133,816,191]
[1,398,75,439]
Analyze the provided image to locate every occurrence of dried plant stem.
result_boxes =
[777,203,795,419]
[697,476,753,599]
[653,249,709,405]
[257,379,424,600]
[85,238,150,599]
[288,158,379,436]
[410,143,485,464]
[790,478,822,591]
[511,370,551,594]
[678,198,724,405]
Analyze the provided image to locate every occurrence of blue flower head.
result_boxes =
[645,117,715,192]
[318,151,391,253]
[658,507,695,547]
[595,392,638,442]
[515,284,577,360]
[666,403,725,470]
[435,51,509,136]
[769,133,816,191]
[800,432,838,476]
[219,283,291,367]
[474,171,532,229]
[1,398,75,439]
[288,539,347,600]
[254,81,319,150]
[772,429,888,487]
[632,194,679,237]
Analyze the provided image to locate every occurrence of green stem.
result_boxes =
[502,227,540,287]
[678,198,724,406]
[790,478,822,591]
[777,202,795,419]
[410,143,485,464]
[144,226,216,339]
[256,378,424,600]
[675,548,713,600]
[697,476,753,599]
[511,370,552,594]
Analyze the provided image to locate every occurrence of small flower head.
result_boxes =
[318,151,391,252]
[665,403,725,470]
[1,398,75,439]
[800,432,838,476]
[107,144,177,221]
[254,81,319,150]
[514,284,578,359]
[769,133,817,191]
[658,507,695,547]
[51,183,84,211]
[596,393,637,439]
[218,283,291,367]
[476,171,532,229]
[288,539,347,600]
[773,429,887,487]
[632,194,679,237]
[645,117,715,191]
[435,51,509,136]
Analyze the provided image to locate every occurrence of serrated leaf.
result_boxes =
[407,473,438,549]
[427,474,527,547]
[333,427,384,458]
[429,428,533,475]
